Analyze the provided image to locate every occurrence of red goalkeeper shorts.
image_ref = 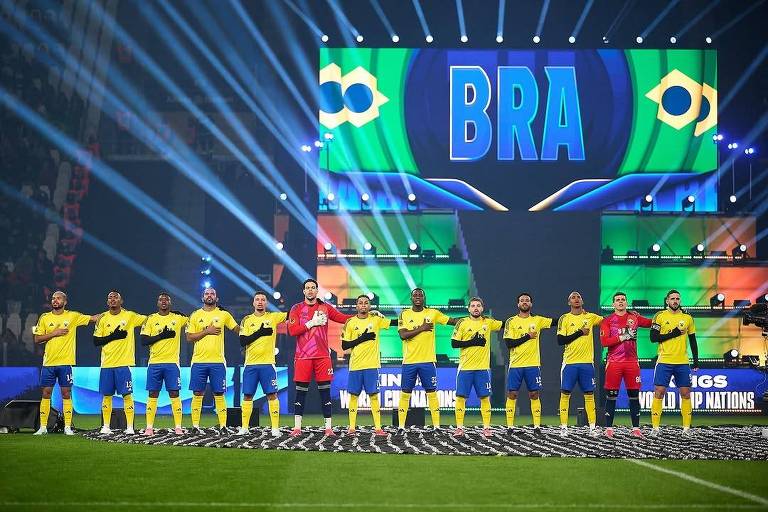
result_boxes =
[294,357,333,383]
[604,360,641,390]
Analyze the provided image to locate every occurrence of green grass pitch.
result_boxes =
[1,413,767,511]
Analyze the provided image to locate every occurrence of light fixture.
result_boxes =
[363,241,375,256]
[712,133,724,142]
[321,34,329,43]
[202,280,212,289]
[682,195,695,211]
[670,36,677,44]
[272,291,281,300]
[408,242,420,255]
[744,147,755,155]
[426,35,433,43]
[324,132,334,140]
[641,194,653,211]
[723,348,740,367]
[323,242,336,256]
[391,34,399,43]
[533,35,540,44]
[710,292,725,308]
[602,36,609,44]
[690,243,705,258]
[356,34,364,43]
[729,194,737,204]
[407,193,416,202]
[361,193,370,202]
[496,35,503,43]
[648,243,661,258]
[756,294,768,304]
[275,241,284,251]
[279,192,288,201]
[705,36,712,44]
[636,36,643,44]
[568,35,575,44]
[732,244,748,259]
[314,140,324,148]
[326,192,336,202]
[460,35,468,43]
[300,144,312,152]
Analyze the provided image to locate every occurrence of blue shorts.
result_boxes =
[507,366,542,392]
[348,368,379,395]
[654,363,692,388]
[40,365,73,388]
[561,363,595,393]
[146,363,181,392]
[242,364,278,396]
[189,363,227,393]
[401,363,437,392]
[99,367,133,395]
[456,369,491,398]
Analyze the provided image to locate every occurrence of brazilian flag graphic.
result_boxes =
[618,49,717,175]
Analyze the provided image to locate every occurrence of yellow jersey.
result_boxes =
[140,312,188,365]
[652,310,697,364]
[94,309,147,368]
[342,313,392,371]
[187,307,237,364]
[33,310,91,366]
[556,311,603,364]
[240,311,287,365]
[503,315,553,368]
[451,316,503,371]
[398,307,450,364]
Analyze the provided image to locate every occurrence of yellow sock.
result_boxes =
[170,396,182,428]
[584,394,596,426]
[39,398,51,428]
[455,396,466,428]
[102,395,112,427]
[62,398,73,428]
[559,393,571,426]
[505,397,516,427]
[191,395,203,427]
[123,395,134,429]
[480,396,491,428]
[681,396,692,428]
[145,397,158,429]
[348,394,359,430]
[651,396,663,429]
[530,397,542,427]
[241,399,253,428]
[214,395,227,427]
[397,392,411,428]
[268,398,280,429]
[370,393,382,430]
[427,391,440,427]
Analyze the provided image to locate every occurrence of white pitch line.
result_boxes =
[0,502,765,510]
[627,459,768,507]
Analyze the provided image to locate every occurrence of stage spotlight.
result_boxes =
[648,243,661,258]
[568,35,575,44]
[690,243,705,258]
[712,133,724,142]
[705,36,712,44]
[641,194,653,211]
[496,35,503,43]
[366,292,379,305]
[300,144,312,152]
[745,147,755,155]
[356,34,364,43]
[729,194,737,204]
[602,36,609,44]
[327,192,336,202]
[533,35,541,43]
[670,36,677,44]
[408,242,420,255]
[324,132,334,141]
[202,280,212,289]
[732,244,748,259]
[363,242,376,256]
[682,195,695,211]
[757,293,768,304]
[636,36,643,44]
[728,142,739,150]
[273,291,281,300]
[407,193,417,202]
[460,35,468,43]
[323,242,336,256]
[279,192,288,201]
[275,241,284,251]
[724,349,740,367]
[426,34,433,43]
[392,34,399,43]
[710,292,725,308]
[323,291,338,304]
[321,34,329,43]
[361,193,370,202]
[314,140,324,148]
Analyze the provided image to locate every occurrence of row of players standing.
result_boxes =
[31,280,698,439]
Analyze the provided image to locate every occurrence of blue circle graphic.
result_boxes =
[343,83,374,113]
[661,85,692,116]
[320,81,344,114]
[696,95,710,122]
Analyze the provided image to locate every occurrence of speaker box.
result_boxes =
[0,400,62,432]
[226,407,259,427]
[391,407,425,427]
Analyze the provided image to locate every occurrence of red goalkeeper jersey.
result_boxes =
[600,312,652,363]
[287,300,352,359]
